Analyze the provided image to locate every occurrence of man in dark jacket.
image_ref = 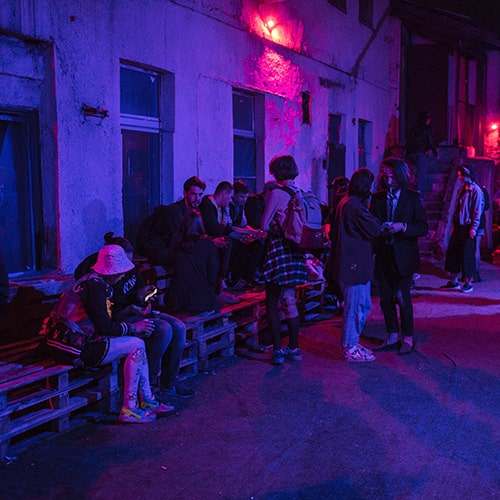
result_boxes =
[370,157,428,355]
[137,176,206,265]
[332,168,381,362]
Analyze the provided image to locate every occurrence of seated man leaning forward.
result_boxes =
[74,233,194,399]
[44,245,173,423]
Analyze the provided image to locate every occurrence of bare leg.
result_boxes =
[102,336,147,409]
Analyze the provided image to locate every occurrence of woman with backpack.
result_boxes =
[261,155,307,365]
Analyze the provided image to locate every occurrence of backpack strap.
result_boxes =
[279,185,298,198]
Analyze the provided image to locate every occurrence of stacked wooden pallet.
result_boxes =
[0,338,121,460]
[182,313,236,372]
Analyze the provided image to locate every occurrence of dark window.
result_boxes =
[358,119,372,168]
[0,111,42,275]
[121,130,160,244]
[120,65,161,244]
[120,67,159,117]
[233,92,256,192]
[302,92,311,125]
[359,0,373,27]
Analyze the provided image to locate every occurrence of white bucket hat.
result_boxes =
[92,245,134,275]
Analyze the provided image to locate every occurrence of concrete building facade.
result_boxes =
[0,0,498,277]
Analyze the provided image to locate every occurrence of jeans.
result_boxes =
[144,313,187,388]
[341,281,371,349]
[157,313,187,389]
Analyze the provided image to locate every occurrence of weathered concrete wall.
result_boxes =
[0,0,397,273]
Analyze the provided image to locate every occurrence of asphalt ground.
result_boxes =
[1,258,499,499]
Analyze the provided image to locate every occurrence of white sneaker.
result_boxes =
[344,343,376,362]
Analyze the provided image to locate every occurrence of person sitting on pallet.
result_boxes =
[165,209,223,316]
[226,180,267,291]
[135,176,207,267]
[44,245,173,423]
[74,232,194,400]
[199,181,263,302]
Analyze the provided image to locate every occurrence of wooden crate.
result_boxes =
[178,340,198,380]
[183,313,236,371]
[0,339,122,460]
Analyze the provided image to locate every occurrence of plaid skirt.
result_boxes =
[262,231,307,287]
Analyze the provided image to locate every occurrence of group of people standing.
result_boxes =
[330,158,428,361]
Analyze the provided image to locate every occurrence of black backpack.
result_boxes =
[135,205,168,256]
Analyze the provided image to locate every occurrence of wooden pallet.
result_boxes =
[0,339,122,460]
[182,313,236,371]
[178,340,198,380]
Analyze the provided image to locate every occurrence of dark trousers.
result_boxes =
[376,246,414,337]
[445,224,476,279]
[229,240,265,281]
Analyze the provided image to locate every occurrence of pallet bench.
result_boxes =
[0,339,122,460]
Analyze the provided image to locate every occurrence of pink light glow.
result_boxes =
[247,47,304,100]
[491,123,498,131]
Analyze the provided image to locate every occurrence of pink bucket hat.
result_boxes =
[92,245,134,275]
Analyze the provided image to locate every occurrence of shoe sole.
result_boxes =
[344,357,376,362]
[374,342,400,352]
[462,288,473,293]
[119,415,156,423]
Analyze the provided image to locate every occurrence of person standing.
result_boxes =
[370,158,428,355]
[442,164,484,293]
[261,155,307,365]
[405,111,439,192]
[474,184,490,283]
[332,168,381,362]
[333,168,381,362]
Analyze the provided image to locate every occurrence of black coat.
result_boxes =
[370,188,428,277]
[332,195,381,285]
[166,237,220,314]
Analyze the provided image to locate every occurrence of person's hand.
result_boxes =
[132,318,155,337]
[212,236,229,249]
[389,222,405,233]
[470,229,476,238]
[136,285,157,303]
